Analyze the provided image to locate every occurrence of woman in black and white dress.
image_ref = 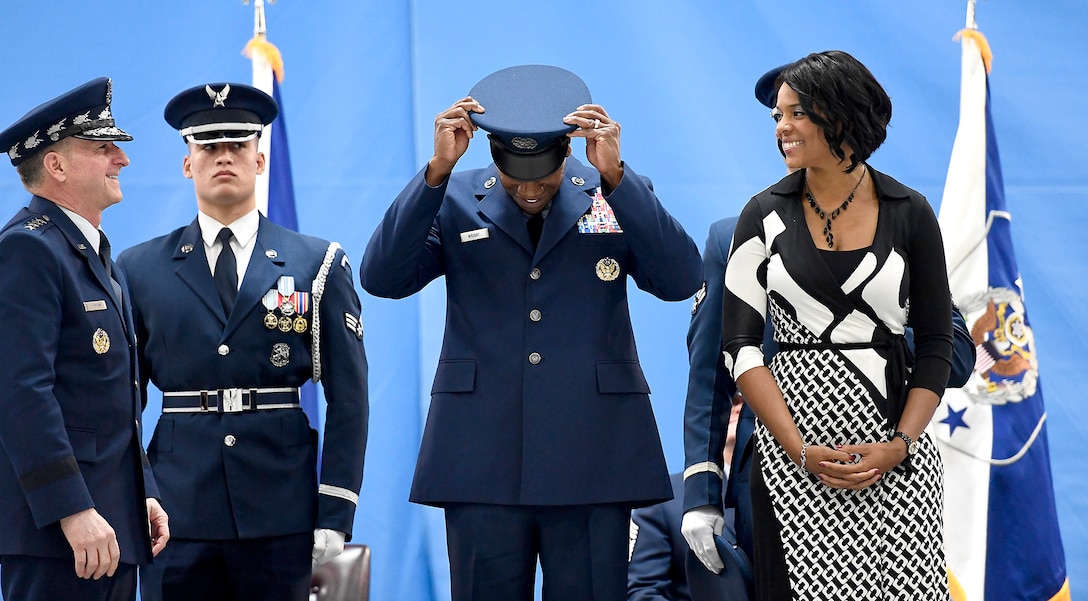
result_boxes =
[722,50,954,600]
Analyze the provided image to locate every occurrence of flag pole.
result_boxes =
[966,0,977,29]
[253,0,267,38]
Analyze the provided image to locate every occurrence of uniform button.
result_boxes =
[134,419,139,429]
[530,268,541,280]
[224,435,237,447]
[528,352,542,365]
[529,309,542,322]
[218,344,230,356]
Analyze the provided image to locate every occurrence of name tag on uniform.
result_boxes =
[83,300,108,312]
[459,228,490,243]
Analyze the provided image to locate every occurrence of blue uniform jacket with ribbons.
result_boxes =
[682,215,978,557]
[0,196,156,565]
[117,214,368,540]
[360,158,703,507]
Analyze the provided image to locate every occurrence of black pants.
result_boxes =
[1,555,136,601]
[444,503,630,601]
[139,533,312,601]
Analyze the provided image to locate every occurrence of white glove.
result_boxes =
[681,506,725,574]
[312,528,346,565]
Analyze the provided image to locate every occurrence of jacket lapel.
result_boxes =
[475,162,598,262]
[222,216,284,339]
[172,219,228,325]
[533,176,595,262]
[477,172,535,254]
[32,197,123,314]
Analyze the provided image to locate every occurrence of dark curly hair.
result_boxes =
[776,50,892,173]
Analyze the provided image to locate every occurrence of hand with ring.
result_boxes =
[564,104,623,189]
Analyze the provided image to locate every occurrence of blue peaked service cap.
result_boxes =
[0,77,132,167]
[165,82,278,145]
[755,63,790,109]
[468,65,591,182]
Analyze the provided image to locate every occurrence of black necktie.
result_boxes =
[98,231,112,280]
[99,231,123,301]
[527,214,544,250]
[214,227,238,314]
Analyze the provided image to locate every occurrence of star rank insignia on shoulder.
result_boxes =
[23,214,50,230]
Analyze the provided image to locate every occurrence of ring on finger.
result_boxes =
[593,118,601,129]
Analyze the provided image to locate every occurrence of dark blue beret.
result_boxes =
[164,82,278,144]
[755,63,789,109]
[468,65,591,181]
[0,77,131,167]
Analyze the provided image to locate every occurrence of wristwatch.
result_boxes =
[894,431,919,456]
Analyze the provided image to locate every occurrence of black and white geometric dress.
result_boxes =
[722,168,953,601]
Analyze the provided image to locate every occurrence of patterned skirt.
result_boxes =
[753,345,950,601]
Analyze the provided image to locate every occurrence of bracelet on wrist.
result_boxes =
[798,442,810,473]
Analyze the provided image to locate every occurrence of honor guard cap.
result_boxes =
[755,63,790,109]
[164,82,278,145]
[468,65,591,182]
[0,77,132,167]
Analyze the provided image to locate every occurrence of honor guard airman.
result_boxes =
[116,82,368,601]
[0,77,169,601]
[360,65,703,601]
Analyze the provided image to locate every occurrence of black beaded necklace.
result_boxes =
[804,165,867,249]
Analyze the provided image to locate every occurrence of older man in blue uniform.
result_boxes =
[361,65,703,601]
[0,78,169,601]
[117,83,368,601]
[679,64,979,597]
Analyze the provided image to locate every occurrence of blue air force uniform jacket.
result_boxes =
[116,215,368,540]
[0,196,156,565]
[360,158,702,507]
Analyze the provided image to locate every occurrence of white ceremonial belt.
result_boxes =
[162,387,300,413]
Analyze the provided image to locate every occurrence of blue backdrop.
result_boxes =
[1,2,1084,600]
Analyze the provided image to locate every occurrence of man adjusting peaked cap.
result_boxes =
[164,82,278,145]
[0,77,131,166]
[469,65,591,182]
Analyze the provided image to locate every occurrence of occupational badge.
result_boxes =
[92,328,110,354]
[595,257,620,281]
[270,342,290,367]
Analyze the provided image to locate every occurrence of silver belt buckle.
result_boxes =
[221,388,244,413]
